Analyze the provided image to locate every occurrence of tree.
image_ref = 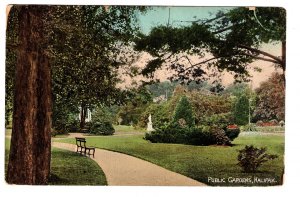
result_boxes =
[6,5,146,184]
[117,87,152,125]
[223,83,249,97]
[172,96,195,127]
[253,72,285,121]
[48,6,145,130]
[7,6,52,184]
[134,7,286,84]
[233,94,249,125]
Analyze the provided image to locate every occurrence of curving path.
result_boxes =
[52,141,206,186]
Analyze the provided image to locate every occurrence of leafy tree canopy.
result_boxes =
[134,7,286,84]
[254,72,285,121]
[6,6,147,128]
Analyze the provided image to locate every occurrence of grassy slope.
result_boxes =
[5,138,107,185]
[58,134,284,186]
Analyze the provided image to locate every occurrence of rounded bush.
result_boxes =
[90,121,115,135]
[225,125,240,141]
[211,128,232,146]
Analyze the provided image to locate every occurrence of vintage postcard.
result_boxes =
[4,4,285,188]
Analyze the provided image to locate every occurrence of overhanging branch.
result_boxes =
[238,44,283,66]
[184,57,219,71]
[240,52,280,64]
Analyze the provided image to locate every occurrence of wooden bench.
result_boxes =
[75,137,95,158]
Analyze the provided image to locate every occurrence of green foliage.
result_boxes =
[145,125,187,144]
[224,127,240,141]
[90,121,115,135]
[145,125,237,146]
[237,145,278,173]
[211,128,232,146]
[49,6,145,111]
[146,81,176,98]
[140,84,234,130]
[241,123,257,132]
[233,94,249,125]
[135,7,285,83]
[52,104,80,134]
[203,113,233,128]
[117,87,152,126]
[137,86,186,129]
[145,125,214,145]
[172,96,195,127]
[92,105,118,123]
[186,128,214,146]
[254,72,285,121]
[189,90,233,125]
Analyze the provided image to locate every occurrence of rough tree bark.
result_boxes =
[6,6,52,185]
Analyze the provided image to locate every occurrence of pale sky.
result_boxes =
[138,6,233,34]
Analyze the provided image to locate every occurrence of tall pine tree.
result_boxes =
[172,96,195,127]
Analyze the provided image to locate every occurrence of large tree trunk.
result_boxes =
[6,6,52,185]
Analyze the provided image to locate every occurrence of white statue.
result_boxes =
[147,114,154,132]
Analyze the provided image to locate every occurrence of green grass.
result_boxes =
[113,124,146,133]
[5,138,107,185]
[58,133,284,186]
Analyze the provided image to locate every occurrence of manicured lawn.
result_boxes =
[113,124,146,133]
[5,138,107,185]
[57,133,284,186]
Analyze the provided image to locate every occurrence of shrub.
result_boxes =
[145,125,231,146]
[186,127,214,145]
[225,125,240,141]
[211,128,232,146]
[90,121,115,135]
[144,124,187,144]
[237,145,278,173]
[202,113,232,128]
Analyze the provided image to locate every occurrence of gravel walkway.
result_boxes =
[52,142,206,186]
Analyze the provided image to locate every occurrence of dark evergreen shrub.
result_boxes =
[237,145,278,173]
[224,126,240,141]
[186,128,214,145]
[145,125,215,145]
[90,121,115,135]
[144,125,187,144]
[172,96,195,127]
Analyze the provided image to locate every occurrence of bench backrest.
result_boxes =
[75,137,86,147]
